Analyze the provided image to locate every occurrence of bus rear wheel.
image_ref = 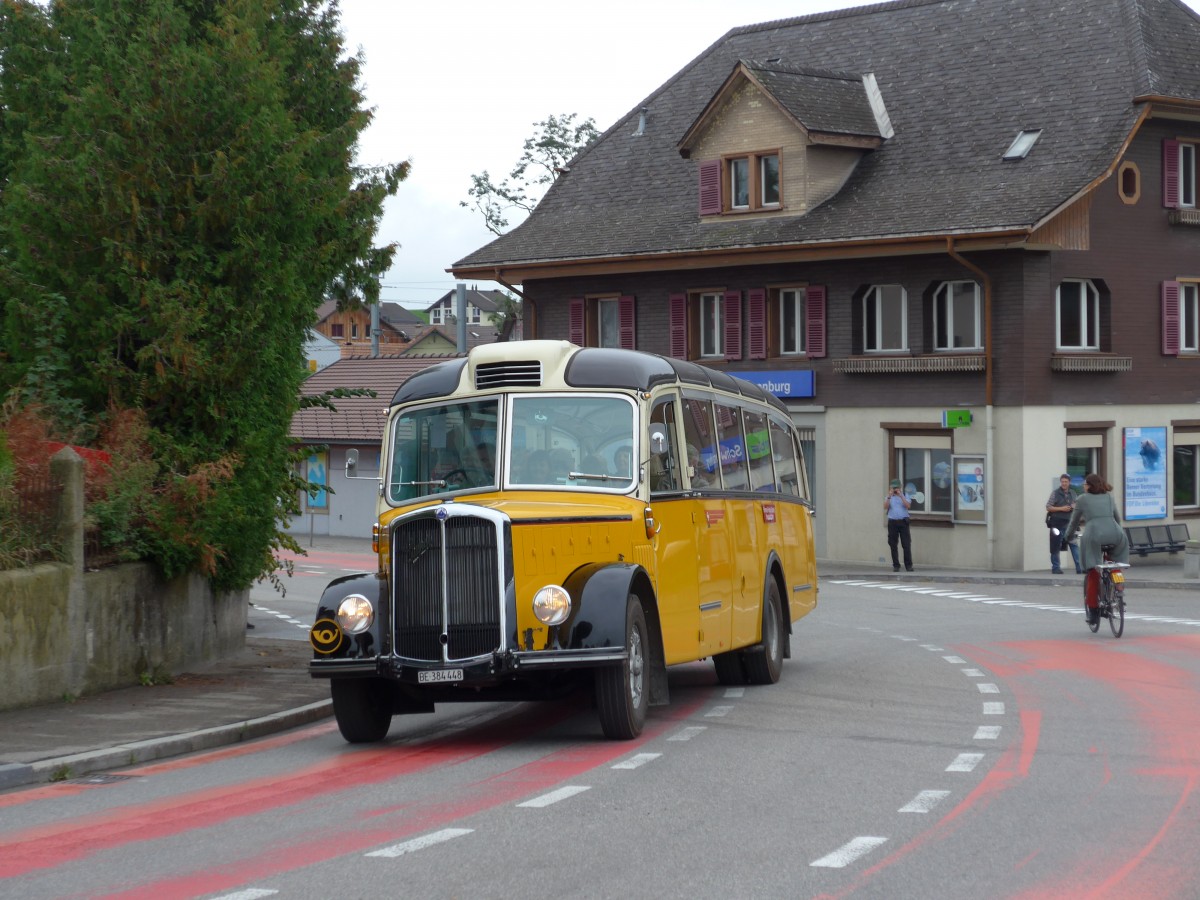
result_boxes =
[595,596,648,739]
[744,580,784,685]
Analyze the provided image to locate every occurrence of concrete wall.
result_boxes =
[0,448,246,711]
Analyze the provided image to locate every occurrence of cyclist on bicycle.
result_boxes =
[1063,473,1130,627]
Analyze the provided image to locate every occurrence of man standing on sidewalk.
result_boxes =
[885,478,914,572]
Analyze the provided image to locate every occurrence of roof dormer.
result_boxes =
[678,60,892,219]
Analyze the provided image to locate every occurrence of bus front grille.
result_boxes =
[391,513,503,662]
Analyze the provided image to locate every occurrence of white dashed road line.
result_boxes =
[668,726,706,741]
[811,836,889,868]
[612,753,661,770]
[516,786,591,808]
[947,752,985,772]
[366,828,474,858]
[899,790,951,813]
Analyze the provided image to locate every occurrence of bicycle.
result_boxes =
[1087,547,1129,638]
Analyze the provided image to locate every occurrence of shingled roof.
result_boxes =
[291,355,455,444]
[454,0,1200,274]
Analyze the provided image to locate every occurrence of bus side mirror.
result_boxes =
[649,423,668,456]
[346,448,359,478]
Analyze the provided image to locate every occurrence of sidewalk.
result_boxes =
[1,550,1194,792]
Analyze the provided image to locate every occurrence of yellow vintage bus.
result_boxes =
[309,340,818,741]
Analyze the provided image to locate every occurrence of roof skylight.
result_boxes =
[1003,129,1042,160]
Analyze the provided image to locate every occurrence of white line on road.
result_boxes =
[947,753,985,772]
[668,726,707,741]
[961,668,985,677]
[974,725,1002,740]
[705,706,733,718]
[899,790,951,813]
[977,683,1000,693]
[366,828,473,858]
[724,687,745,698]
[612,753,661,770]
[983,702,1005,715]
[517,786,591,808]
[942,655,967,664]
[211,891,278,900]
[811,836,889,868]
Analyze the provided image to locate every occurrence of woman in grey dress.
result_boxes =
[1064,473,1129,624]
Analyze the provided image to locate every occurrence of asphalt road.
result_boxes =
[5,576,1198,898]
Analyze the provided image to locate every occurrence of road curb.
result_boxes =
[821,573,1197,591]
[8,700,332,790]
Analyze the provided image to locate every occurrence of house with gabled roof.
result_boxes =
[425,287,509,330]
[453,0,1200,571]
[287,355,455,538]
[313,298,424,355]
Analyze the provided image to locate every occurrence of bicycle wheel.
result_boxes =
[1085,582,1100,633]
[1109,584,1125,638]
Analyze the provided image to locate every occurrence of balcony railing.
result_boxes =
[1050,354,1132,373]
[832,354,985,375]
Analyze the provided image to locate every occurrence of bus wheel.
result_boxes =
[595,596,648,739]
[744,580,783,685]
[713,650,747,685]
[331,678,393,743]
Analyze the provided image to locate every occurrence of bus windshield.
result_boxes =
[508,395,636,490]
[388,399,499,503]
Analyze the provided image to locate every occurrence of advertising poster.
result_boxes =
[1123,426,1166,520]
[952,455,985,524]
[306,450,328,512]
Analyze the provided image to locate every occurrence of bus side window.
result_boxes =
[743,407,775,492]
[769,416,800,497]
[649,397,682,493]
[682,397,718,489]
[715,402,749,490]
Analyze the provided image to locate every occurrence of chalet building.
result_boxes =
[313,299,423,354]
[426,287,508,328]
[452,0,1200,571]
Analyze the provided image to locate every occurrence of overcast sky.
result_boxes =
[337,0,1200,311]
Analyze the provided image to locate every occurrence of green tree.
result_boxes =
[0,0,408,590]
[462,113,599,236]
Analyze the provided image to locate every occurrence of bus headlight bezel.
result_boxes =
[336,594,374,634]
[532,584,572,626]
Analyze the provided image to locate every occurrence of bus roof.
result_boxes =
[390,341,789,416]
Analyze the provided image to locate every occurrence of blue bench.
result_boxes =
[1125,523,1190,556]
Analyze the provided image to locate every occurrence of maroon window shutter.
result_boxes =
[748,288,767,360]
[806,285,827,358]
[724,290,742,361]
[1163,281,1181,355]
[1164,140,1180,209]
[669,292,688,359]
[568,297,585,345]
[699,160,721,215]
[618,295,636,349]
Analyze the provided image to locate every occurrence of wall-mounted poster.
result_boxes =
[952,455,985,524]
[1123,426,1166,520]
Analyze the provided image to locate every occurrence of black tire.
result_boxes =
[1085,588,1100,633]
[744,579,784,685]
[713,650,747,685]
[331,678,393,743]
[595,596,648,740]
[1109,586,1125,638]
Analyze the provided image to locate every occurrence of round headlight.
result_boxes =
[336,594,374,634]
[532,585,572,626]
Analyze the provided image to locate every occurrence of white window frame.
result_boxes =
[933,281,981,351]
[1056,279,1100,350]
[864,284,907,352]
[699,292,724,358]
[1181,142,1197,208]
[780,287,806,355]
[730,158,750,209]
[430,307,443,325]
[1181,283,1199,353]
[468,305,481,325]
[894,441,953,516]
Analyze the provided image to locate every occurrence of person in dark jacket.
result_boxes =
[1064,473,1130,626]
[1046,474,1081,574]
